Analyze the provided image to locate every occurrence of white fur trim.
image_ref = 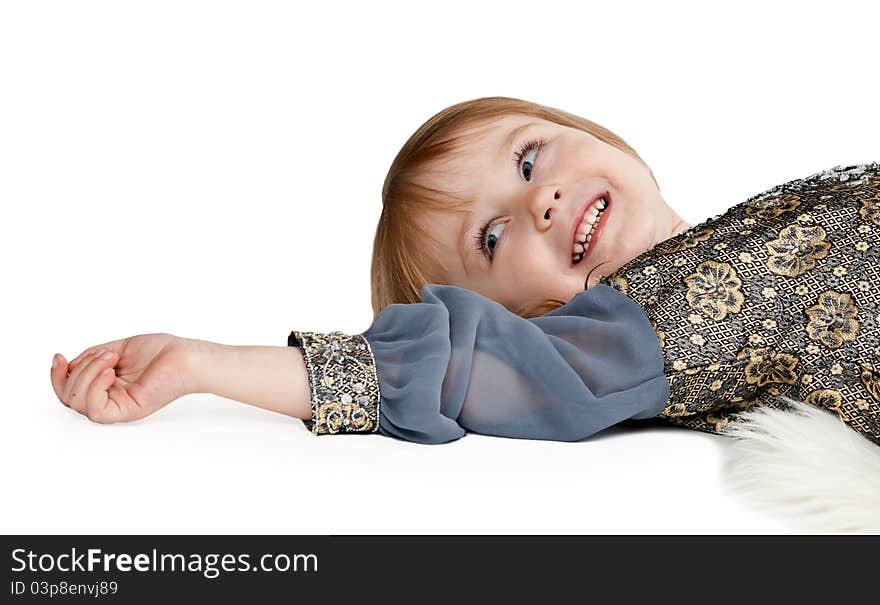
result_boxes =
[718,396,880,533]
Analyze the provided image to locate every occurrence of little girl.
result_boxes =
[49,96,880,448]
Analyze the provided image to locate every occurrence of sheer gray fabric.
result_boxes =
[360,283,669,444]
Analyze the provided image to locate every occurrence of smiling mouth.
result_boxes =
[571,193,611,266]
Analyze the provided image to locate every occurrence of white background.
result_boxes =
[2,0,877,534]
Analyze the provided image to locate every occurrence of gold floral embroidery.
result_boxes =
[797,212,815,222]
[858,193,880,227]
[684,260,745,320]
[804,389,848,421]
[315,401,373,432]
[737,347,800,387]
[804,290,860,349]
[659,227,713,254]
[706,410,733,432]
[859,365,880,401]
[662,402,693,417]
[745,192,801,218]
[605,274,628,296]
[765,224,831,277]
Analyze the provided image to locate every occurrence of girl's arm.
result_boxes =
[182,337,312,420]
[54,283,667,441]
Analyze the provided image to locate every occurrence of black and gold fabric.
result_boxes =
[287,330,381,435]
[602,162,880,446]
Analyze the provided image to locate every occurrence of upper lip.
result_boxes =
[569,190,608,260]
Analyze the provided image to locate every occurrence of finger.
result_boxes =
[86,380,145,424]
[84,366,119,423]
[62,350,100,410]
[64,350,117,413]
[67,338,126,372]
[50,353,70,406]
[101,382,146,424]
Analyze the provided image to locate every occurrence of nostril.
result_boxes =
[544,209,550,219]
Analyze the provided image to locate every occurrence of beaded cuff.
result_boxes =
[287,330,381,435]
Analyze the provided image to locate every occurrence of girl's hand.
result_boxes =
[50,332,192,424]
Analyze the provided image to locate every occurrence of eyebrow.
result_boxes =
[498,121,538,157]
[457,121,539,275]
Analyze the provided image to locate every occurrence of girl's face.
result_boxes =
[423,114,691,314]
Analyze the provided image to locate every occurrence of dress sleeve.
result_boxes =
[288,283,670,445]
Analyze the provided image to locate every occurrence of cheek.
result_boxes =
[601,206,648,266]
[507,248,563,289]
[506,247,545,279]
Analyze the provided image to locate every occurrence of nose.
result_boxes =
[527,185,563,230]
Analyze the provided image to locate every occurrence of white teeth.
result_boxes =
[572,197,608,262]
[575,219,596,238]
[572,234,593,259]
[573,223,597,255]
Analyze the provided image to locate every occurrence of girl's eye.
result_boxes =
[513,137,545,182]
[473,221,505,261]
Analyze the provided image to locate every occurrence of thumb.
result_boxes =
[50,354,70,405]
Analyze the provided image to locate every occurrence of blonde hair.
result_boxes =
[370,95,659,320]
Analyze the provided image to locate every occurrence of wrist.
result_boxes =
[177,337,224,395]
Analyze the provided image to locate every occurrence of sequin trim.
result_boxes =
[287,330,381,435]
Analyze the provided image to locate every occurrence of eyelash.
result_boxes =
[472,137,546,261]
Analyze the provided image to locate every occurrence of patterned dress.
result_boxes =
[601,162,880,446]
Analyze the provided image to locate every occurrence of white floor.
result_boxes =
[2,385,797,534]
